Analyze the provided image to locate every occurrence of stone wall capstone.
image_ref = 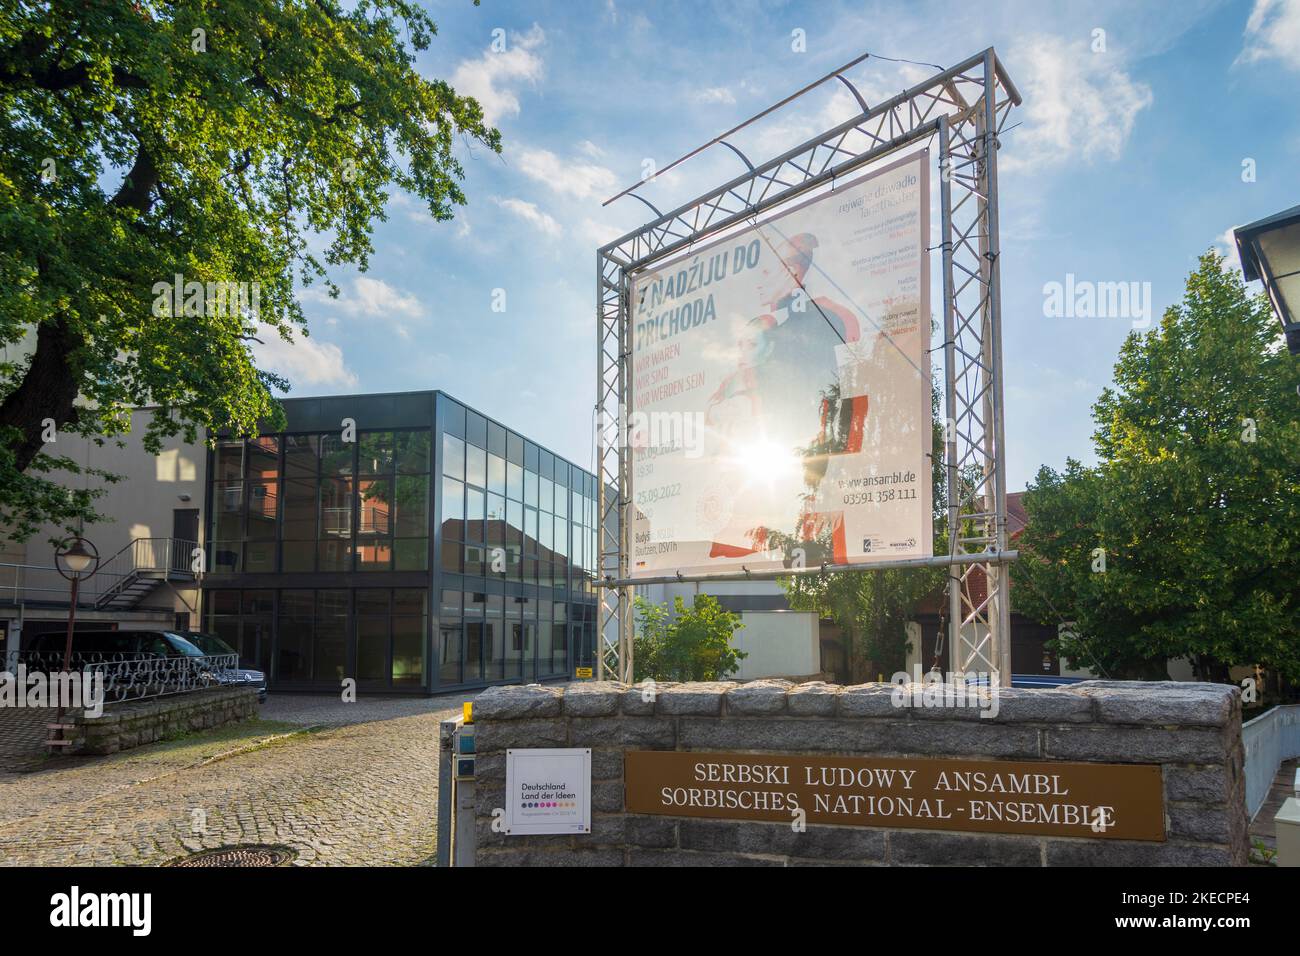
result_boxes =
[472,679,1247,867]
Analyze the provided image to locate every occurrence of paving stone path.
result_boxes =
[0,693,471,866]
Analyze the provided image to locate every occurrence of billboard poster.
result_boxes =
[628,151,931,578]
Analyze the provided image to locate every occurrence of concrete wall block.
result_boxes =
[1045,840,1233,866]
[1044,727,1224,764]
[889,830,1042,866]
[678,717,894,752]
[1163,766,1232,805]
[787,682,840,716]
[475,718,568,753]
[569,716,675,750]
[657,682,731,716]
[725,680,792,716]
[473,684,563,720]
[563,681,623,717]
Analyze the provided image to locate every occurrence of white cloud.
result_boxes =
[1238,0,1300,71]
[515,147,617,201]
[253,324,359,390]
[695,86,737,105]
[579,217,623,249]
[1003,35,1153,171]
[495,197,563,237]
[450,24,545,126]
[312,276,424,320]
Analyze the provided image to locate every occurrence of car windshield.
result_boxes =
[184,632,236,656]
[163,632,208,658]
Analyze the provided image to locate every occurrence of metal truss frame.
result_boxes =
[597,48,1020,684]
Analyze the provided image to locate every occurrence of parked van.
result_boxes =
[27,629,207,660]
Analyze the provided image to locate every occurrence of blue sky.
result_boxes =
[254,0,1300,490]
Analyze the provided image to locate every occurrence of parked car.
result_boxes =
[181,631,268,703]
[28,628,207,661]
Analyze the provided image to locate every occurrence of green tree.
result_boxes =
[0,0,499,542]
[1015,251,1300,682]
[633,594,747,682]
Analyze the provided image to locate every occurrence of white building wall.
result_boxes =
[732,610,821,680]
[1,408,207,657]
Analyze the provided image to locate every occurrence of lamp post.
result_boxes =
[1234,204,1300,356]
[54,534,99,675]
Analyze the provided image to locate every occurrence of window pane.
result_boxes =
[244,540,276,572]
[394,475,428,537]
[284,434,318,477]
[466,444,486,488]
[394,589,427,615]
[210,590,240,614]
[554,515,568,557]
[486,493,506,547]
[466,488,484,542]
[321,434,352,477]
[320,478,352,538]
[553,624,569,675]
[440,538,461,572]
[358,478,393,535]
[395,538,428,571]
[442,433,465,480]
[356,589,390,614]
[439,624,462,684]
[283,478,316,539]
[396,431,431,474]
[524,508,538,555]
[357,615,389,682]
[282,540,314,572]
[358,432,395,475]
[356,537,392,571]
[247,481,278,539]
[524,470,538,507]
[214,482,243,539]
[440,476,464,538]
[215,441,244,481]
[248,436,279,480]
[539,477,553,514]
[487,454,506,496]
[506,462,523,501]
[318,538,350,572]
[314,615,347,683]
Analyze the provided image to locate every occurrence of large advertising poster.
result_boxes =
[628,151,931,578]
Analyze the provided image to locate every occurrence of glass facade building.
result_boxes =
[202,391,599,693]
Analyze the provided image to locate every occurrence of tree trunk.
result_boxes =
[0,316,84,471]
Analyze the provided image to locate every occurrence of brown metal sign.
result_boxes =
[625,751,1165,841]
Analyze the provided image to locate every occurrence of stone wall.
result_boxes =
[472,679,1247,867]
[75,687,260,754]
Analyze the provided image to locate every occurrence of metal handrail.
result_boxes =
[12,652,240,705]
[85,653,240,704]
[0,536,199,607]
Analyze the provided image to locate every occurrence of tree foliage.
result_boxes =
[0,0,498,542]
[632,594,747,683]
[1014,252,1300,681]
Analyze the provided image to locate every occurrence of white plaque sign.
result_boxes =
[504,748,592,835]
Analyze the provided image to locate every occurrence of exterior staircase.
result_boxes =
[93,538,199,610]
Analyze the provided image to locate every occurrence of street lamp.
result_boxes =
[1234,204,1300,356]
[54,534,99,674]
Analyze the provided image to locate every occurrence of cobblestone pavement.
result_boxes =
[0,692,472,866]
